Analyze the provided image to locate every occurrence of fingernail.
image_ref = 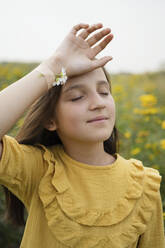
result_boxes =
[97,23,103,27]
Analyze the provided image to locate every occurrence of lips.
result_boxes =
[87,116,108,123]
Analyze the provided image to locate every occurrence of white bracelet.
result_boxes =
[35,63,68,90]
[53,67,68,86]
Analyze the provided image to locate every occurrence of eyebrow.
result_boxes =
[63,80,109,94]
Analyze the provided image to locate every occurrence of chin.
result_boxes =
[82,133,111,143]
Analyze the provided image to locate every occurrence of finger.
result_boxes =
[86,28,111,47]
[91,56,113,70]
[92,34,114,56]
[78,23,103,39]
[71,23,89,35]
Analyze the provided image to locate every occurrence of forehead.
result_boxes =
[62,68,109,93]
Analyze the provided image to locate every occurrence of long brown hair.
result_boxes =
[2,67,120,226]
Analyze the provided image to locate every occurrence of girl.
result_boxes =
[0,22,164,248]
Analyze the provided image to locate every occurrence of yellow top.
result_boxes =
[0,135,165,248]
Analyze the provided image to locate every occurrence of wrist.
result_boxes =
[35,55,68,90]
[48,54,70,78]
[45,55,64,75]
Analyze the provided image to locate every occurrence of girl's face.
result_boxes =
[50,68,116,147]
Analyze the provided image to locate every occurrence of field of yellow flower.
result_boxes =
[0,63,165,223]
[111,72,165,219]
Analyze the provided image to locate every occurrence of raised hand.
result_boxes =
[50,23,114,77]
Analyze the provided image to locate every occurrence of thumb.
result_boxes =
[92,56,113,69]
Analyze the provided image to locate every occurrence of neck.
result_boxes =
[62,141,115,166]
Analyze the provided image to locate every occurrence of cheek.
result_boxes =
[107,97,116,114]
[57,104,84,125]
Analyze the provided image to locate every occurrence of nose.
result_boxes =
[88,93,106,110]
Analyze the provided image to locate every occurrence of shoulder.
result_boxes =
[128,157,162,187]
[1,134,44,160]
[126,156,162,217]
[117,154,162,204]
[118,153,161,181]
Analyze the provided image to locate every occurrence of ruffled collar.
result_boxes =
[37,143,161,248]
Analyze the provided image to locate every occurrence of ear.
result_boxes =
[44,119,57,131]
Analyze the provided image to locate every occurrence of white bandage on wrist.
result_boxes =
[35,63,68,90]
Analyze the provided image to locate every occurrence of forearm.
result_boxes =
[0,57,61,139]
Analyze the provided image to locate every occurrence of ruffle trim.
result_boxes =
[119,159,162,246]
[38,144,162,248]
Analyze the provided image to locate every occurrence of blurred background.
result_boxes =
[0,0,165,247]
[0,0,165,73]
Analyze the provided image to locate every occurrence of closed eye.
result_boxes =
[71,93,109,102]
[71,96,83,102]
